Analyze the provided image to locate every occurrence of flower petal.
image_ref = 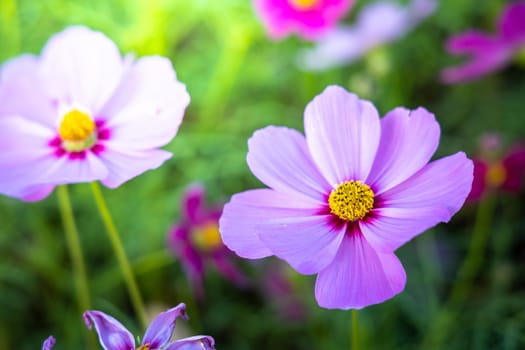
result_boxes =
[0,116,107,199]
[42,336,56,350]
[165,335,215,350]
[181,184,206,224]
[247,126,331,201]
[315,232,406,309]
[97,147,172,188]
[363,152,473,251]
[219,189,320,259]
[499,2,525,44]
[0,55,56,126]
[142,304,188,348]
[100,56,189,149]
[83,310,135,350]
[257,215,345,274]
[304,85,380,185]
[39,26,123,112]
[368,107,440,193]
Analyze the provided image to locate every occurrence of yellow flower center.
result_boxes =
[58,109,96,152]
[191,223,222,251]
[328,181,375,221]
[486,163,506,188]
[136,343,150,350]
[289,0,319,10]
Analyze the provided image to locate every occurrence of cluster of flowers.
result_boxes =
[12,0,525,346]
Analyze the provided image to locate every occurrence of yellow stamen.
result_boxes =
[486,163,506,188]
[192,223,222,251]
[289,0,319,10]
[137,343,150,350]
[328,181,375,221]
[59,109,96,152]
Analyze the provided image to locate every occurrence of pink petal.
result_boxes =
[97,147,172,188]
[363,152,473,251]
[39,26,123,112]
[499,2,525,44]
[142,304,188,348]
[83,310,135,350]
[368,107,440,194]
[467,159,488,201]
[0,116,107,199]
[100,56,189,149]
[0,55,56,126]
[445,30,502,55]
[181,184,206,224]
[42,336,56,350]
[257,215,345,274]
[219,189,320,259]
[315,231,406,309]
[247,126,331,201]
[304,85,380,185]
[165,335,215,350]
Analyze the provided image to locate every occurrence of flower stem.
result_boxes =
[89,182,148,329]
[57,185,92,312]
[57,185,98,349]
[352,309,359,350]
[420,195,495,348]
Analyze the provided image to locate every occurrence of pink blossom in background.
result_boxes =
[42,336,55,350]
[0,26,189,201]
[168,184,247,298]
[84,303,215,350]
[468,134,525,201]
[219,85,473,309]
[298,0,436,70]
[254,0,353,40]
[441,2,525,84]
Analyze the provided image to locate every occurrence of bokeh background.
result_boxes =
[1,0,524,349]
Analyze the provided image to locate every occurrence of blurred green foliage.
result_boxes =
[0,0,524,349]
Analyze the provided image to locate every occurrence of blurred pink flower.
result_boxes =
[298,0,436,70]
[0,26,189,201]
[84,304,215,350]
[441,2,525,84]
[254,0,352,41]
[468,134,525,201]
[168,184,247,298]
[42,336,55,350]
[219,85,473,309]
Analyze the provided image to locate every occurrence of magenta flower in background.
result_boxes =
[0,26,189,201]
[168,184,247,298]
[254,0,352,40]
[468,134,525,201]
[298,0,436,71]
[441,2,525,84]
[219,85,473,309]
[42,336,55,350]
[84,303,215,350]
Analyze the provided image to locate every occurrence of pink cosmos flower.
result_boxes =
[0,26,189,201]
[219,85,473,309]
[468,134,525,201]
[42,336,55,350]
[167,184,247,298]
[441,2,525,84]
[84,303,215,350]
[298,0,436,70]
[254,0,353,40]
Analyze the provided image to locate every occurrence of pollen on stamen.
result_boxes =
[289,0,319,10]
[328,180,375,221]
[58,109,97,152]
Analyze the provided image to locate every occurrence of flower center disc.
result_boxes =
[59,109,96,152]
[289,0,319,10]
[486,163,506,188]
[192,223,222,251]
[328,180,375,221]
[136,343,150,350]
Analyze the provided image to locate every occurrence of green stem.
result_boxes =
[89,182,148,329]
[352,309,359,350]
[57,185,92,312]
[420,195,495,348]
[57,185,97,349]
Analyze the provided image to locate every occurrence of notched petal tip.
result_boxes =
[142,303,188,348]
[83,310,134,350]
